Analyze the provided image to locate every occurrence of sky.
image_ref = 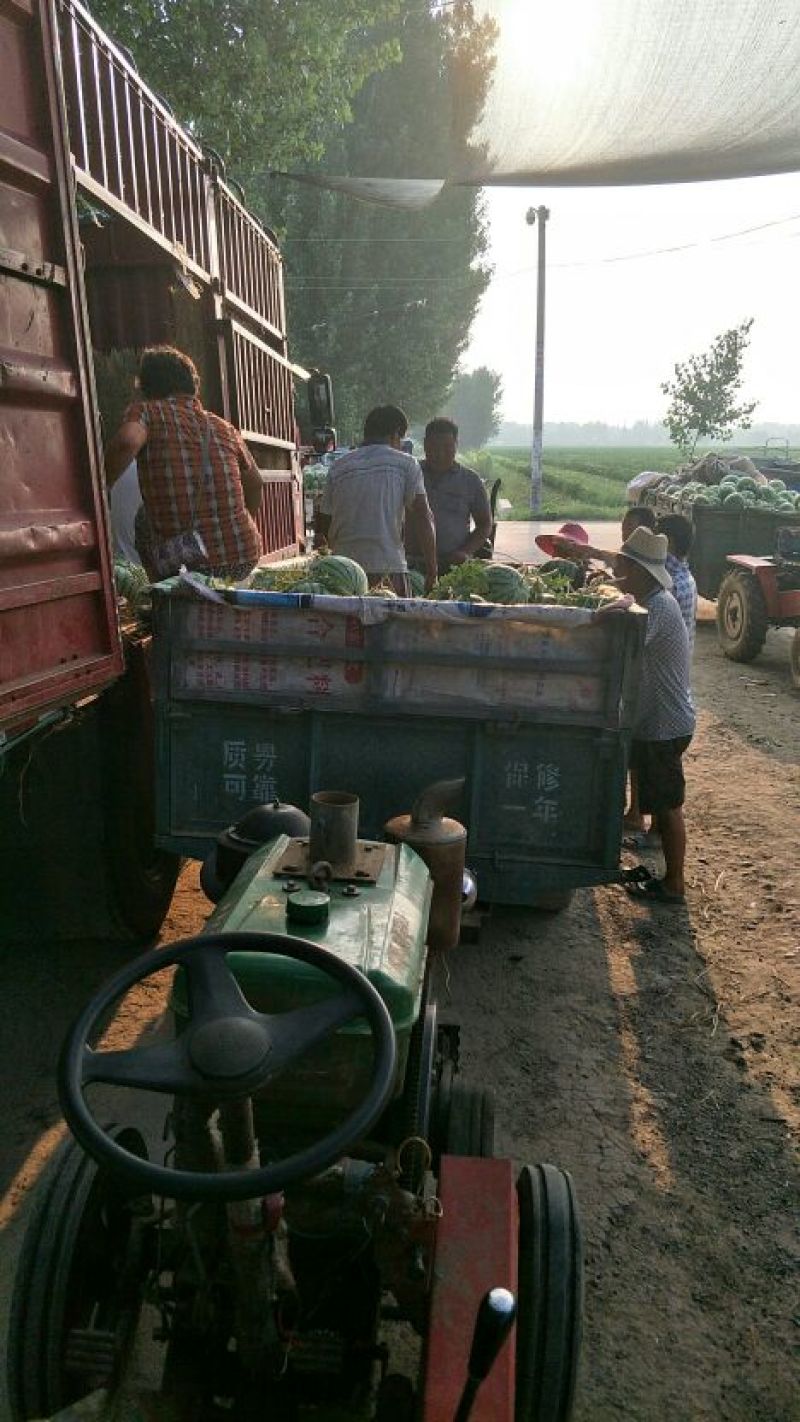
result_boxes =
[464,173,800,426]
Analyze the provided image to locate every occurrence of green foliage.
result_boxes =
[88,0,402,174]
[429,558,616,608]
[661,320,758,457]
[446,367,503,450]
[275,2,497,441]
[88,1,496,446]
[484,446,682,520]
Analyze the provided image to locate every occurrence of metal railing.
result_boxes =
[57,0,286,339]
[224,321,295,449]
[216,184,285,341]
[256,472,303,559]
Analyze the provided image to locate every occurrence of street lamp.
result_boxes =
[526,205,550,514]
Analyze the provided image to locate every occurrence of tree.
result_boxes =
[276,1,497,440]
[87,0,402,174]
[661,320,758,456]
[86,0,497,443]
[447,367,503,449]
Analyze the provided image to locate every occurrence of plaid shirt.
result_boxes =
[125,396,261,574]
[666,553,697,656]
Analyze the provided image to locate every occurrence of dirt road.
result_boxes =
[1,620,797,1420]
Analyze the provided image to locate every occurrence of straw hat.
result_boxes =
[534,522,589,557]
[617,526,672,590]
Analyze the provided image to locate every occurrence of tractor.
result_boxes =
[7,790,582,1422]
[716,534,800,688]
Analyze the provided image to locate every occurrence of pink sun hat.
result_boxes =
[534,522,590,558]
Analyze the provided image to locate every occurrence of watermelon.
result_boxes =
[312,555,369,596]
[723,492,746,508]
[736,476,758,493]
[290,579,328,594]
[769,478,787,493]
[481,563,530,604]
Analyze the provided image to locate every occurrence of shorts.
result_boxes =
[630,735,692,815]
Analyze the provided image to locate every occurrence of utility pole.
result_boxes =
[526,205,550,513]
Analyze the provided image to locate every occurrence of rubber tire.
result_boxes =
[515,1164,583,1422]
[444,1082,495,1158]
[8,1126,150,1421]
[101,668,180,941]
[716,570,769,662]
[790,629,800,690]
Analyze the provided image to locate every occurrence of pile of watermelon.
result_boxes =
[653,474,800,514]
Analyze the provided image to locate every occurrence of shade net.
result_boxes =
[287,0,800,206]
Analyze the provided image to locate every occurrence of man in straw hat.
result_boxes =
[614,526,695,905]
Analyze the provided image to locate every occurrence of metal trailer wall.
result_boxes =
[151,590,644,905]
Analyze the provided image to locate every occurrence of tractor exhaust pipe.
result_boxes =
[309,790,359,871]
[384,779,468,952]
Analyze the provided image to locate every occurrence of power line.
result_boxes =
[542,212,800,271]
[284,212,800,292]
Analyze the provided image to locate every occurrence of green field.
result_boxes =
[466,446,682,520]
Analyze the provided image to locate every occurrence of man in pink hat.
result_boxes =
[534,521,591,559]
[614,526,695,906]
[534,522,595,587]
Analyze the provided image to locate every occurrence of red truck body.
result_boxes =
[1,0,124,734]
[0,0,310,939]
[1,0,306,741]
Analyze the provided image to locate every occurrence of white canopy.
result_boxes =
[286,0,800,205]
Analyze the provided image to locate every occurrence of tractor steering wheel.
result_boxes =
[58,932,397,1201]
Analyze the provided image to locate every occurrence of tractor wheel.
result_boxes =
[515,1164,583,1422]
[716,570,769,662]
[8,1127,151,1421]
[443,1082,495,1158]
[790,629,800,690]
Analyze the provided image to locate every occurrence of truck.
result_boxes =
[0,0,329,942]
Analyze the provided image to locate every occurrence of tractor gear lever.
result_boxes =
[454,1287,517,1422]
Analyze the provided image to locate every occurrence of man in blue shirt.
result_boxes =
[657,513,698,652]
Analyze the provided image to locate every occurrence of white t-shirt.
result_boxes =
[319,444,425,573]
[109,461,143,565]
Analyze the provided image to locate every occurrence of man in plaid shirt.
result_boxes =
[105,346,263,580]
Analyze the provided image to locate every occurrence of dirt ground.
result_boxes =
[0,617,797,1421]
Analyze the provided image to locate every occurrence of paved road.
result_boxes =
[495,518,620,563]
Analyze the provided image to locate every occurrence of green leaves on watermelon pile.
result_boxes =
[249,555,620,607]
[430,560,618,609]
[250,555,368,596]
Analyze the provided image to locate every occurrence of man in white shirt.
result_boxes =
[317,405,437,594]
[615,527,696,905]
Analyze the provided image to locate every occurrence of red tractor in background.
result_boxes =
[716,530,800,688]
